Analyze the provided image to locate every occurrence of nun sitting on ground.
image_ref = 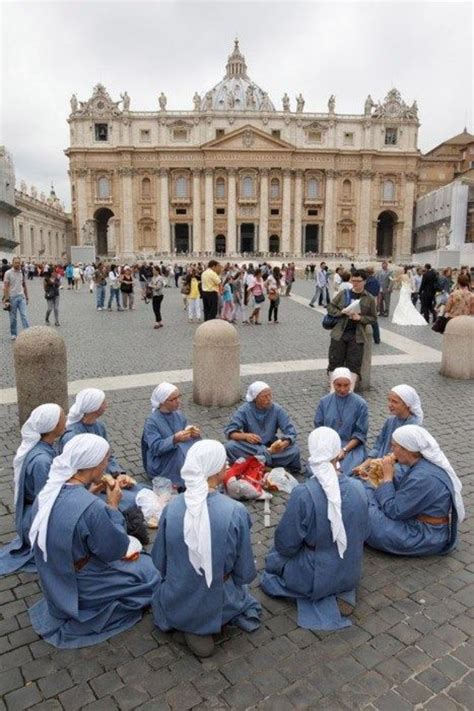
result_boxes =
[224,381,301,472]
[141,382,201,491]
[28,433,159,649]
[261,427,369,631]
[151,440,261,657]
[0,404,66,574]
[363,425,465,556]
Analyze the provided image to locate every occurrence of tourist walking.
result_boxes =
[150,266,166,328]
[84,264,95,293]
[248,268,265,325]
[3,256,30,341]
[93,263,107,311]
[107,265,123,311]
[266,266,281,324]
[44,267,61,326]
[72,264,82,290]
[419,263,438,323]
[220,277,234,322]
[392,268,428,326]
[65,263,74,289]
[375,261,393,316]
[309,262,329,308]
[186,269,202,323]
[120,266,135,310]
[201,260,221,321]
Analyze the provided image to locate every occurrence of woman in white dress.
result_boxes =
[392,268,428,326]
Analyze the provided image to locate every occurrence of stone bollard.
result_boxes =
[193,320,240,406]
[357,326,372,392]
[440,316,474,379]
[14,326,68,425]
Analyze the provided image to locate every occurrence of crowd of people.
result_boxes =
[0,370,465,657]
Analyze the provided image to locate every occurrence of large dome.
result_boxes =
[202,40,275,112]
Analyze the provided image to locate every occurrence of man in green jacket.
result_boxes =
[326,269,377,387]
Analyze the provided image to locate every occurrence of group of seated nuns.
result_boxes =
[0,372,465,657]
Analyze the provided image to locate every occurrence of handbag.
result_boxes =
[322,289,351,329]
[254,293,265,304]
[431,315,448,334]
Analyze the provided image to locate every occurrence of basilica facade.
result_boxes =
[66,41,420,260]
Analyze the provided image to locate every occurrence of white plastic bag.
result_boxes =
[264,467,299,494]
[152,476,173,497]
[135,488,171,528]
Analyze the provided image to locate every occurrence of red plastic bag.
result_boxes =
[224,457,266,500]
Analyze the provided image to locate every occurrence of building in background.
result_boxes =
[417,129,474,197]
[66,41,420,261]
[0,146,21,259]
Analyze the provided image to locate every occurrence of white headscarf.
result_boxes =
[151,382,177,411]
[66,388,106,426]
[13,404,62,505]
[181,440,227,588]
[29,433,110,561]
[390,385,424,422]
[331,367,352,384]
[245,381,270,402]
[392,425,465,522]
[308,427,347,559]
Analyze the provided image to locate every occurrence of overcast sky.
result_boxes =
[1,0,472,209]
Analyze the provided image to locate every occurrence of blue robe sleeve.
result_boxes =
[274,486,312,557]
[59,429,75,453]
[224,505,257,586]
[367,419,388,458]
[276,406,297,444]
[143,415,178,457]
[77,502,130,561]
[224,406,249,438]
[151,506,168,576]
[352,398,369,444]
[95,422,122,474]
[314,400,325,429]
[29,454,53,498]
[375,466,444,520]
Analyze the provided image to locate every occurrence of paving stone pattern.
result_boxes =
[0,277,473,709]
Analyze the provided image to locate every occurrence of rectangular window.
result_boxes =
[216,207,225,215]
[308,209,318,216]
[272,130,281,139]
[173,128,188,141]
[176,208,187,215]
[270,208,279,215]
[215,129,225,139]
[95,123,108,141]
[385,128,398,145]
[140,129,151,142]
[308,131,322,143]
[343,132,354,145]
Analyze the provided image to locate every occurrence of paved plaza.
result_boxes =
[0,277,473,710]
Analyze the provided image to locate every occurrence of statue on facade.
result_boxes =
[20,180,28,193]
[204,91,213,111]
[436,223,451,249]
[282,93,290,111]
[193,92,201,111]
[260,92,272,112]
[120,91,130,110]
[407,100,418,119]
[296,93,305,112]
[30,185,37,199]
[70,94,78,113]
[246,84,256,109]
[364,94,375,116]
[227,90,235,109]
[158,92,167,111]
[328,95,336,113]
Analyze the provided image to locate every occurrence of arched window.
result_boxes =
[342,179,352,200]
[215,177,225,199]
[307,178,319,199]
[270,178,280,200]
[175,175,189,198]
[142,177,151,199]
[242,175,254,198]
[97,176,110,199]
[383,179,395,202]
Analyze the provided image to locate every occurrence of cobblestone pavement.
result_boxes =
[0,277,473,710]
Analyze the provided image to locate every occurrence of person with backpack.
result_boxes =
[44,266,61,326]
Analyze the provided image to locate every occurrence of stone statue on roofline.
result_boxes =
[328,95,335,113]
[159,92,167,111]
[282,93,290,111]
[364,95,375,116]
[193,92,201,111]
[296,93,305,112]
[120,91,130,110]
[70,94,78,113]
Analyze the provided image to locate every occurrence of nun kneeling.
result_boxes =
[261,427,369,631]
[151,440,262,657]
[29,434,159,649]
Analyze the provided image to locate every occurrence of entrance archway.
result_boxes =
[215,234,226,254]
[376,211,396,257]
[269,235,280,254]
[174,223,189,253]
[240,223,255,253]
[94,208,114,255]
[304,224,319,253]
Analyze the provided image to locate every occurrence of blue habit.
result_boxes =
[0,441,55,575]
[313,393,368,475]
[151,491,261,635]
[224,402,301,470]
[141,410,200,487]
[364,458,457,556]
[29,485,159,648]
[367,414,421,458]
[261,476,369,631]
[60,420,147,509]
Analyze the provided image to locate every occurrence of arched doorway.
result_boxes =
[215,234,226,254]
[269,235,279,254]
[94,208,114,255]
[376,211,396,257]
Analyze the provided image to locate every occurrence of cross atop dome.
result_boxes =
[225,38,248,79]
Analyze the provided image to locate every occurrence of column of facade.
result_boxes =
[204,168,214,252]
[159,168,170,253]
[258,168,269,253]
[397,173,416,261]
[293,170,303,255]
[281,169,292,254]
[227,168,237,254]
[323,169,336,253]
[120,167,134,258]
[75,169,89,245]
[192,169,202,252]
[357,170,373,259]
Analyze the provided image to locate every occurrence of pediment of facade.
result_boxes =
[202,126,295,152]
